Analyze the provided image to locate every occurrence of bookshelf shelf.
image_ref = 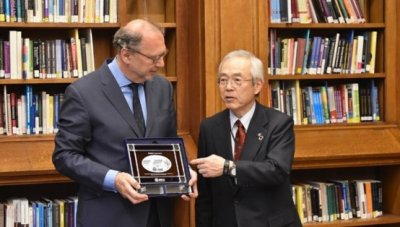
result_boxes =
[302,214,400,226]
[268,23,385,29]
[0,170,70,186]
[0,22,176,29]
[0,134,55,142]
[0,78,78,84]
[266,73,385,80]
[0,22,121,28]
[0,77,178,84]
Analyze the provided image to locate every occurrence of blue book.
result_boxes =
[25,85,32,134]
[4,0,10,22]
[370,79,379,121]
[310,36,322,74]
[270,0,280,23]
[307,86,316,124]
[313,89,324,124]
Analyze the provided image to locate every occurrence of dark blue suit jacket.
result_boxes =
[196,102,301,227]
[53,59,177,227]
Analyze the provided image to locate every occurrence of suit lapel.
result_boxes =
[214,110,237,193]
[99,63,142,137]
[214,110,234,160]
[240,103,269,161]
[143,81,154,137]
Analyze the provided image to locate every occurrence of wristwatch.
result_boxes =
[223,159,230,175]
[228,161,236,177]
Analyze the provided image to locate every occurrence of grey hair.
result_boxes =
[218,49,264,83]
[112,20,164,52]
[112,28,142,51]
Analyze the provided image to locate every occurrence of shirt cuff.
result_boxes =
[103,169,119,193]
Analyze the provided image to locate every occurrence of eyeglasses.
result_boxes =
[131,49,168,64]
[217,77,253,87]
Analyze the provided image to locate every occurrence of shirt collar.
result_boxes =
[229,102,256,132]
[108,57,131,88]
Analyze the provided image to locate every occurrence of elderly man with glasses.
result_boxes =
[191,49,301,227]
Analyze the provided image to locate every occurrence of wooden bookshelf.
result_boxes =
[0,0,195,226]
[187,0,400,226]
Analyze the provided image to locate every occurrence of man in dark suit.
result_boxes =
[191,50,301,227]
[53,19,197,227]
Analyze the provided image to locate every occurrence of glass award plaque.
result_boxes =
[125,137,192,197]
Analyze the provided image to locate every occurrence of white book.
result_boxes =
[79,0,86,23]
[292,41,298,75]
[355,35,364,73]
[109,0,118,23]
[16,31,22,79]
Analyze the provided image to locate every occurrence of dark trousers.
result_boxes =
[147,200,160,227]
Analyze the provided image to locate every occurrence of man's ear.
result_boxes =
[254,80,264,95]
[120,49,131,64]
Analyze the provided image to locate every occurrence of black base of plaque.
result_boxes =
[125,137,192,197]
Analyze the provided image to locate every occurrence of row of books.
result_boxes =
[270,0,366,24]
[0,85,64,135]
[270,80,380,125]
[0,28,95,80]
[268,29,378,75]
[0,196,77,227]
[0,0,118,23]
[292,179,383,223]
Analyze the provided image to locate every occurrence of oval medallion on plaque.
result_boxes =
[142,155,172,173]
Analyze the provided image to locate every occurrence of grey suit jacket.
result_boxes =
[196,102,301,227]
[53,59,177,227]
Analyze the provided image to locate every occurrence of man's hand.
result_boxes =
[191,154,225,178]
[181,168,198,201]
[115,172,148,204]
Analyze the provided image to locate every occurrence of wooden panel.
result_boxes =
[0,136,56,173]
[187,0,204,144]
[219,0,257,54]
[0,136,70,185]
[397,1,400,124]
[382,166,400,215]
[120,0,168,24]
[203,0,264,117]
[294,127,400,169]
[203,0,222,117]
[383,0,398,123]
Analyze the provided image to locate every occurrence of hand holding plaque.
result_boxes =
[125,137,192,197]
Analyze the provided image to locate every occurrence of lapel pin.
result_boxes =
[258,133,264,141]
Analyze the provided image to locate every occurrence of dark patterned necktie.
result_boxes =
[129,83,145,137]
[234,120,246,160]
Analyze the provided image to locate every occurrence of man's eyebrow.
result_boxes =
[218,72,243,77]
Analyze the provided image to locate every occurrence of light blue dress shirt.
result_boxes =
[103,58,147,192]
